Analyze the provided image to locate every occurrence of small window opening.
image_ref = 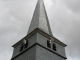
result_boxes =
[53,44,56,51]
[47,40,51,48]
[24,41,28,48]
[20,40,28,52]
[20,44,24,52]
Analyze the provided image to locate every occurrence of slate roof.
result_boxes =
[28,0,53,36]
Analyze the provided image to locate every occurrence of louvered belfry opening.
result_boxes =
[20,40,28,52]
[47,40,51,48]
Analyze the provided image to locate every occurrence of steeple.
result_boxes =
[28,0,53,36]
[11,0,67,60]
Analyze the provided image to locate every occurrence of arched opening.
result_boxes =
[20,44,24,52]
[52,43,56,51]
[47,40,51,48]
[20,40,28,52]
[24,41,28,48]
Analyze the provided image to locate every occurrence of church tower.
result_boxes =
[11,0,67,60]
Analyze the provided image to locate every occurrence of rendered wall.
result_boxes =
[36,33,66,57]
[12,33,37,58]
[13,45,36,60]
[36,45,66,60]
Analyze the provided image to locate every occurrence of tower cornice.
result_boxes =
[12,28,67,48]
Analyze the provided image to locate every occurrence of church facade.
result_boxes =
[11,0,67,60]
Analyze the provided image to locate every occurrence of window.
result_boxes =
[20,44,24,52]
[52,43,56,51]
[20,40,28,52]
[24,41,28,48]
[47,40,51,48]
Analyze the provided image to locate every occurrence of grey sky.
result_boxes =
[0,0,80,60]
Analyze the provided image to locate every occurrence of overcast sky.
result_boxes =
[0,0,80,60]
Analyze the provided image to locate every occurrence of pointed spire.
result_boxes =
[28,0,53,36]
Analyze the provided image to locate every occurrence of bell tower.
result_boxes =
[11,0,67,60]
